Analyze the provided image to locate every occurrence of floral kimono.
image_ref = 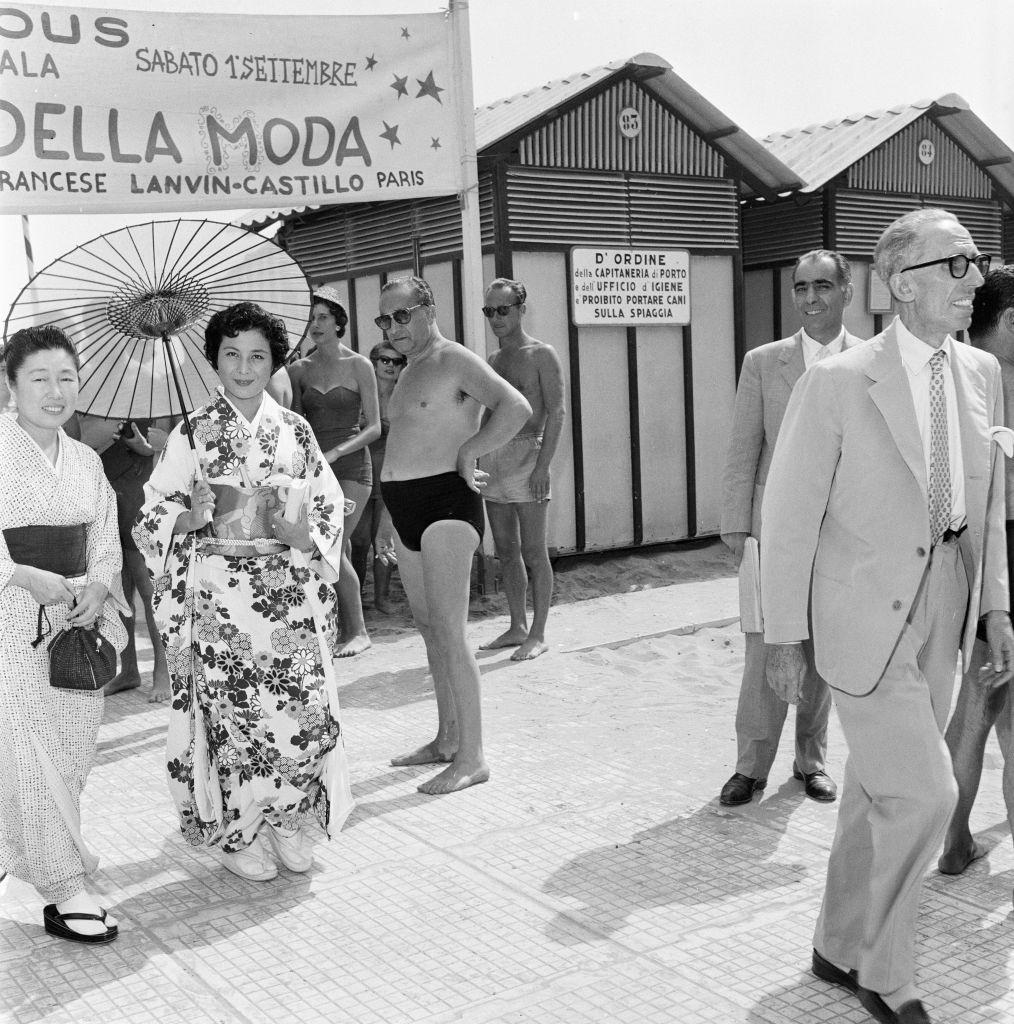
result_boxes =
[134,389,353,853]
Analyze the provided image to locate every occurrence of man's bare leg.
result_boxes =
[479,501,528,650]
[512,501,552,661]
[335,481,373,657]
[996,684,1014,843]
[107,561,142,694]
[415,520,489,794]
[389,539,458,766]
[939,640,1000,873]
[132,550,171,702]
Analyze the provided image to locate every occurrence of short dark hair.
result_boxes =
[204,302,290,371]
[380,275,434,308]
[4,324,79,382]
[969,266,1014,342]
[792,249,852,288]
[311,288,349,338]
[486,277,527,304]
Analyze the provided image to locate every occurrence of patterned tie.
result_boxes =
[928,349,951,545]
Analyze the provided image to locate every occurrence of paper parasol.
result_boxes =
[3,219,312,423]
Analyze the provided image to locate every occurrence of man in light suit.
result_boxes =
[761,208,1014,1024]
[719,249,862,807]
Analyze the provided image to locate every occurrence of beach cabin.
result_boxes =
[743,95,1014,350]
[243,53,799,555]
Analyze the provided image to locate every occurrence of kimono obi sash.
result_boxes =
[197,537,287,557]
[208,482,283,544]
[4,524,88,575]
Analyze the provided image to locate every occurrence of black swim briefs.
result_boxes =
[381,471,485,552]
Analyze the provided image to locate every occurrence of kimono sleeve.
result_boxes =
[83,448,123,591]
[133,424,198,579]
[0,528,14,591]
[300,420,344,579]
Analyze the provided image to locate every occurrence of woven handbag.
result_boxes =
[32,606,116,692]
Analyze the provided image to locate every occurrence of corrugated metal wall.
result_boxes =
[506,167,740,249]
[278,176,495,280]
[519,78,726,177]
[834,190,1002,257]
[741,195,824,266]
[848,116,992,199]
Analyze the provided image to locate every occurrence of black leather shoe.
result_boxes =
[857,987,899,1024]
[719,772,766,806]
[793,766,837,802]
[896,1001,931,1024]
[811,948,858,992]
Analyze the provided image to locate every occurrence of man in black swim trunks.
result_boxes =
[376,276,530,795]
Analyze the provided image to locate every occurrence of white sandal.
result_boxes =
[218,835,277,882]
[263,826,315,872]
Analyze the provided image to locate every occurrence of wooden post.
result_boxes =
[449,0,497,593]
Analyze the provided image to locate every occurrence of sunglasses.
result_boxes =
[374,303,426,331]
[481,302,522,318]
[373,355,406,367]
[899,253,992,280]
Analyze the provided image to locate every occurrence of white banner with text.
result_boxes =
[0,5,464,213]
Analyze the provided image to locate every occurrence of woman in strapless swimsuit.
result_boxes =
[350,341,405,613]
[288,289,381,656]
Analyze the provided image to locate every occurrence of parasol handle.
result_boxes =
[163,332,211,525]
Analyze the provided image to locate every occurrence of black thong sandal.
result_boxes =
[43,903,118,944]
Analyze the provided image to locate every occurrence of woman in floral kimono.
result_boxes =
[134,302,353,882]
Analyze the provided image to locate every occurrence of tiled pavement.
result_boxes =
[2,553,1012,1024]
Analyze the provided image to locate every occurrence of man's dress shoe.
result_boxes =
[793,766,838,802]
[858,986,899,1023]
[858,990,932,1023]
[811,948,858,992]
[896,1001,931,1024]
[719,773,766,806]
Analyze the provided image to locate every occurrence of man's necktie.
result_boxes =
[928,349,951,545]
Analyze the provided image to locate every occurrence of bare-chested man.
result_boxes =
[477,278,565,661]
[376,276,531,794]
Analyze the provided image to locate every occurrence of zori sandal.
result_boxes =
[43,903,118,944]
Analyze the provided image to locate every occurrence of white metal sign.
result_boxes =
[570,247,691,326]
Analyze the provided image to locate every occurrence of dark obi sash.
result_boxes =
[3,524,88,576]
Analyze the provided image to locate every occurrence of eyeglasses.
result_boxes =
[481,302,522,318]
[374,303,426,331]
[373,355,406,367]
[899,253,993,279]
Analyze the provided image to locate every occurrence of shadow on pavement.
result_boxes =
[542,779,814,944]
[0,838,314,1024]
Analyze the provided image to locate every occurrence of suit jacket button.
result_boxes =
[916,547,927,557]
[892,600,903,610]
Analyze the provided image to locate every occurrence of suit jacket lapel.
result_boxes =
[867,324,928,498]
[951,342,989,539]
[779,331,806,390]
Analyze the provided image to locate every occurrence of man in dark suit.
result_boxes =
[762,209,1014,1024]
[719,249,862,807]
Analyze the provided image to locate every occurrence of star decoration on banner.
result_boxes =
[416,70,444,104]
[430,137,441,150]
[401,27,410,39]
[364,54,378,71]
[391,74,409,99]
[380,122,401,148]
